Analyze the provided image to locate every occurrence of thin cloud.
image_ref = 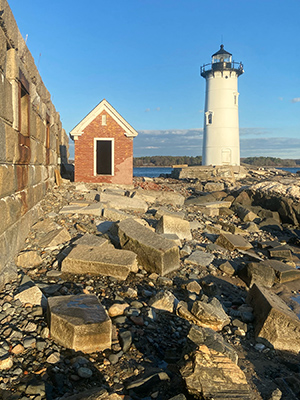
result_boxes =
[144,108,151,112]
[291,98,300,103]
[240,127,273,136]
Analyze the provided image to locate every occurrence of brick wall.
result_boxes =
[0,0,69,288]
[74,110,133,185]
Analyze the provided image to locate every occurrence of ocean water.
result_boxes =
[133,167,173,178]
[133,166,300,178]
[277,167,300,174]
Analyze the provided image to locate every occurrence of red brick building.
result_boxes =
[70,99,138,185]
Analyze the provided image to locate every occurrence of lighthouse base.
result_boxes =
[171,165,247,181]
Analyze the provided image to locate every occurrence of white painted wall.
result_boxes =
[202,69,241,166]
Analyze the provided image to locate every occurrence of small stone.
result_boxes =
[40,327,50,339]
[46,352,61,364]
[77,367,93,378]
[109,354,120,365]
[11,344,25,355]
[23,337,36,348]
[119,330,132,352]
[0,356,13,370]
[219,261,235,276]
[46,270,63,278]
[108,303,129,317]
[186,281,202,295]
[24,322,37,332]
[255,343,265,352]
[125,288,138,298]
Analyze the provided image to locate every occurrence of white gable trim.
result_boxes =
[70,99,138,140]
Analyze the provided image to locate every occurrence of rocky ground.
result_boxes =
[0,167,300,400]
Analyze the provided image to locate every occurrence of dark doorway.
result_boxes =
[96,139,112,175]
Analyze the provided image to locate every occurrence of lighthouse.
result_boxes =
[201,45,244,166]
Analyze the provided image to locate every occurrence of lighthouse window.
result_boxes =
[205,111,213,125]
[233,92,238,105]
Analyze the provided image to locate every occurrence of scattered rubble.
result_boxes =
[1,167,300,399]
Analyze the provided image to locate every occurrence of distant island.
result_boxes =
[133,156,300,167]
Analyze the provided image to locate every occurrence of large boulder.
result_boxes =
[117,218,180,276]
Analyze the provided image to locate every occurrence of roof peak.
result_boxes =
[212,44,232,58]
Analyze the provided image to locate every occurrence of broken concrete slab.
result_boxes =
[268,245,292,260]
[32,219,61,233]
[15,280,47,308]
[191,297,230,331]
[154,207,185,220]
[204,182,225,192]
[263,259,300,283]
[188,324,238,364]
[73,234,110,248]
[76,203,104,216]
[99,192,148,213]
[198,201,232,209]
[15,250,43,269]
[159,233,181,247]
[155,191,185,207]
[215,233,252,251]
[155,215,192,240]
[37,227,71,248]
[235,204,259,222]
[181,346,251,399]
[48,294,112,353]
[185,193,217,206]
[117,218,180,276]
[238,262,276,288]
[149,291,177,313]
[218,261,235,276]
[133,188,185,207]
[59,204,87,214]
[184,250,215,268]
[61,245,138,280]
[247,284,300,353]
[103,208,129,221]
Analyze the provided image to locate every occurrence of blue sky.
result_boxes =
[9,0,300,159]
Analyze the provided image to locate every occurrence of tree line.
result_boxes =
[133,156,202,167]
[241,157,299,167]
[133,156,300,167]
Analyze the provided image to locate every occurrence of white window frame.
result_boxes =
[102,114,107,125]
[94,137,114,176]
[205,111,214,125]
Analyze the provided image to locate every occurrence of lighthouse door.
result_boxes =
[221,148,231,165]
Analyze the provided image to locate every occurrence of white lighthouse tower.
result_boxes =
[201,45,244,166]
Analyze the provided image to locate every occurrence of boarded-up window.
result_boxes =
[95,139,114,175]
[222,148,231,165]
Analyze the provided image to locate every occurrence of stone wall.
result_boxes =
[0,0,69,288]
